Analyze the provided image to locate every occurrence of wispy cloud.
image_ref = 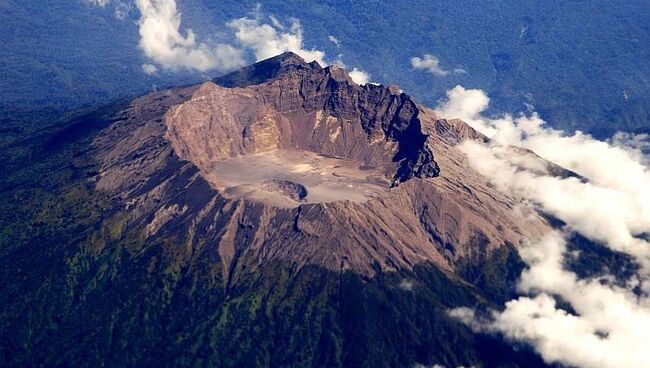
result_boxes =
[86,0,110,7]
[141,63,157,75]
[86,0,132,19]
[328,35,340,47]
[440,86,650,368]
[411,54,466,76]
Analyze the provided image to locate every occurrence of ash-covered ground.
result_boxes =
[210,150,391,207]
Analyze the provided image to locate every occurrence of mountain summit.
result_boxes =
[94,52,549,276]
[2,53,555,367]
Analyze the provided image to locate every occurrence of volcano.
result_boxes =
[94,52,550,276]
[1,52,557,367]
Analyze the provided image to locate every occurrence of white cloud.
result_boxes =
[228,16,326,66]
[328,59,372,86]
[398,279,414,291]
[86,0,110,7]
[213,43,247,70]
[141,63,158,75]
[134,0,246,72]
[436,86,489,123]
[437,86,650,263]
[452,232,650,368]
[86,0,132,20]
[227,14,374,85]
[440,86,650,368]
[411,54,465,77]
[453,67,468,75]
[460,140,650,263]
[610,132,650,166]
[113,1,132,20]
[349,68,370,85]
[268,15,284,30]
[89,2,372,84]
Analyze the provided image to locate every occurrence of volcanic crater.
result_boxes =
[212,150,391,207]
[163,54,438,207]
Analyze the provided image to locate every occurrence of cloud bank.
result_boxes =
[411,54,466,76]
[90,1,371,83]
[227,14,371,85]
[450,231,650,368]
[134,0,245,73]
[227,16,326,66]
[437,86,650,263]
[439,86,650,368]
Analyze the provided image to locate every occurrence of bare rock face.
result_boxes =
[92,52,551,277]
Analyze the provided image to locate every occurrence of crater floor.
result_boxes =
[208,150,391,207]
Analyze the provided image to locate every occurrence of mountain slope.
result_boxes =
[1,53,554,367]
[93,52,550,276]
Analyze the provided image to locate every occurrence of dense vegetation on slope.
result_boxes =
[0,104,554,367]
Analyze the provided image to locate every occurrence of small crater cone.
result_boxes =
[261,179,308,201]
